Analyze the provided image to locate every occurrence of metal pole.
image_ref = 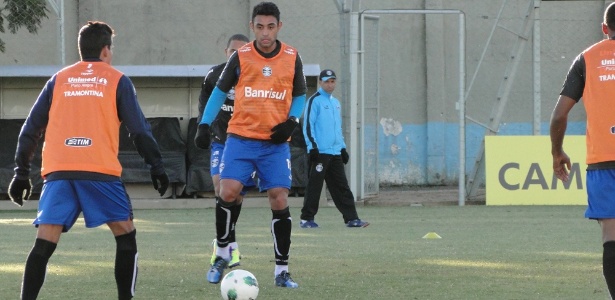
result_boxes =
[458,12,466,206]
[46,0,65,65]
[60,0,65,66]
[533,0,541,135]
[349,12,360,200]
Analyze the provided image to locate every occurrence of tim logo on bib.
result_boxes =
[65,137,92,147]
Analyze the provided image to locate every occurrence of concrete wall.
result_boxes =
[0,0,604,189]
[354,0,599,186]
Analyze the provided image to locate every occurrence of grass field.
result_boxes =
[0,205,609,299]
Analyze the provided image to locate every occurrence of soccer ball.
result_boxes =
[220,269,259,300]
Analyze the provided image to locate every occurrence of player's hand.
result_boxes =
[151,171,170,197]
[552,150,571,182]
[309,148,319,163]
[8,177,32,207]
[194,123,211,149]
[341,148,349,164]
[270,118,298,144]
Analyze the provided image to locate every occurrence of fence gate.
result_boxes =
[356,9,467,204]
[359,14,380,198]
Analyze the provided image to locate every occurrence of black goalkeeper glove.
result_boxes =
[341,148,349,165]
[8,177,32,207]
[270,117,298,144]
[151,171,170,197]
[194,123,211,149]
[309,148,319,163]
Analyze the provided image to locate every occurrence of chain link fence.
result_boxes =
[0,0,49,52]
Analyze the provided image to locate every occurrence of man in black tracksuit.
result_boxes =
[300,69,369,228]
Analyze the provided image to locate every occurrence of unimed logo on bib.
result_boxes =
[65,137,92,147]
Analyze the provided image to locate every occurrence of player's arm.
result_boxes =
[288,53,307,119]
[303,94,319,152]
[551,52,584,151]
[550,95,575,182]
[549,53,584,182]
[116,75,169,195]
[14,76,54,180]
[195,54,239,149]
[9,76,54,205]
[303,93,321,162]
[197,66,217,123]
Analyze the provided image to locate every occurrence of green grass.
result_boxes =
[0,205,608,299]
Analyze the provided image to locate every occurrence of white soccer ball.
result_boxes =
[220,269,259,300]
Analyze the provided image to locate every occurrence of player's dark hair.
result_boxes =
[605,2,615,32]
[78,21,114,59]
[252,2,280,23]
[227,34,250,48]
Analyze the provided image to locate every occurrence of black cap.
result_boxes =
[319,69,336,81]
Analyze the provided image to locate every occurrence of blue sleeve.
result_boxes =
[200,86,226,125]
[116,75,165,174]
[14,76,55,178]
[116,75,148,134]
[288,94,306,119]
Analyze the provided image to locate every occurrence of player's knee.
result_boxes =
[268,192,288,208]
[217,196,236,208]
[219,191,240,204]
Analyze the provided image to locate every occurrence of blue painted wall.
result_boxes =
[375,121,586,186]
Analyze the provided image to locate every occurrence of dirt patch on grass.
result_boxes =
[362,185,485,206]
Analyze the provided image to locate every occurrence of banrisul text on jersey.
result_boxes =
[244,87,287,100]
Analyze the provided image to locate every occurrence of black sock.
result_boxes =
[21,238,57,300]
[115,230,138,300]
[229,202,242,243]
[271,207,292,266]
[604,241,615,297]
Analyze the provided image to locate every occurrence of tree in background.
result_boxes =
[0,0,48,52]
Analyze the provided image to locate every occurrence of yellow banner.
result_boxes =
[485,135,586,205]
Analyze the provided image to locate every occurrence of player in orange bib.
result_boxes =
[550,3,615,298]
[195,1,306,288]
[8,21,169,300]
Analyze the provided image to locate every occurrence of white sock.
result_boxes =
[229,242,238,251]
[216,245,230,260]
[275,265,289,276]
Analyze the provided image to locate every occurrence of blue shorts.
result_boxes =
[210,142,225,176]
[586,169,615,219]
[34,180,133,232]
[221,136,291,191]
[212,141,257,195]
